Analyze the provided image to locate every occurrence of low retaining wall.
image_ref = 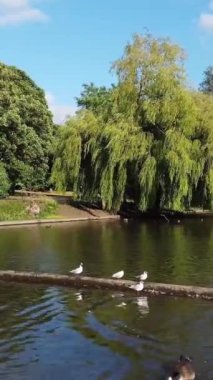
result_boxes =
[0,215,120,227]
[0,271,212,300]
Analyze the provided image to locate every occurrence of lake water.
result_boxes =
[0,220,212,379]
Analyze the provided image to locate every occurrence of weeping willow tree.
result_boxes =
[52,34,213,212]
[192,92,213,209]
[51,110,153,210]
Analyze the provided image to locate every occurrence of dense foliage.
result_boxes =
[0,162,10,197]
[76,83,114,121]
[0,63,53,191]
[52,34,213,212]
[199,66,213,94]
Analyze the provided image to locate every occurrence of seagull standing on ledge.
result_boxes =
[136,271,148,281]
[70,263,83,275]
[112,270,124,279]
[129,281,144,292]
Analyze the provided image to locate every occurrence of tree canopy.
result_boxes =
[0,163,10,197]
[52,34,213,212]
[199,66,213,94]
[0,63,54,190]
[76,83,114,121]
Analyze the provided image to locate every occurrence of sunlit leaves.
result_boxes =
[52,34,213,211]
[0,63,53,190]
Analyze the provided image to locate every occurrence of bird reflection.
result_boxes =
[116,302,127,308]
[75,292,83,301]
[135,296,149,315]
[111,292,124,299]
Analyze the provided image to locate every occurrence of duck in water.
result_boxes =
[167,355,195,380]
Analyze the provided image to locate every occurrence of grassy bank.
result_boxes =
[0,197,58,221]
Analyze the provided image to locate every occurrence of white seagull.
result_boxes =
[136,271,148,281]
[129,281,144,292]
[112,270,124,279]
[70,262,83,275]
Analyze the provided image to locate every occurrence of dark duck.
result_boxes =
[167,355,195,380]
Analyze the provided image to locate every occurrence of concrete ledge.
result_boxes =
[0,215,120,227]
[0,270,212,300]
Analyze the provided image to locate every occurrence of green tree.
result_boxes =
[0,63,53,190]
[199,66,213,94]
[52,34,213,211]
[0,162,10,196]
[192,92,213,209]
[76,83,115,121]
[111,34,199,210]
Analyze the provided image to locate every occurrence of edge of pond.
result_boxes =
[0,215,120,228]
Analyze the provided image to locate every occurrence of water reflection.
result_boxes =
[75,292,83,301]
[112,292,124,299]
[116,302,127,308]
[136,296,149,315]
[0,220,212,286]
[0,284,212,379]
[0,221,212,378]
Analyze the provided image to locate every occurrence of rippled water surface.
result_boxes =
[0,220,212,379]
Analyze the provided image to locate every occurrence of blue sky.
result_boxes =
[0,0,213,123]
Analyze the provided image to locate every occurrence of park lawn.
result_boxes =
[0,197,59,221]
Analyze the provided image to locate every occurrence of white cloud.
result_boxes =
[0,0,47,26]
[0,1,28,8]
[199,13,213,32]
[45,92,77,125]
[198,2,213,32]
